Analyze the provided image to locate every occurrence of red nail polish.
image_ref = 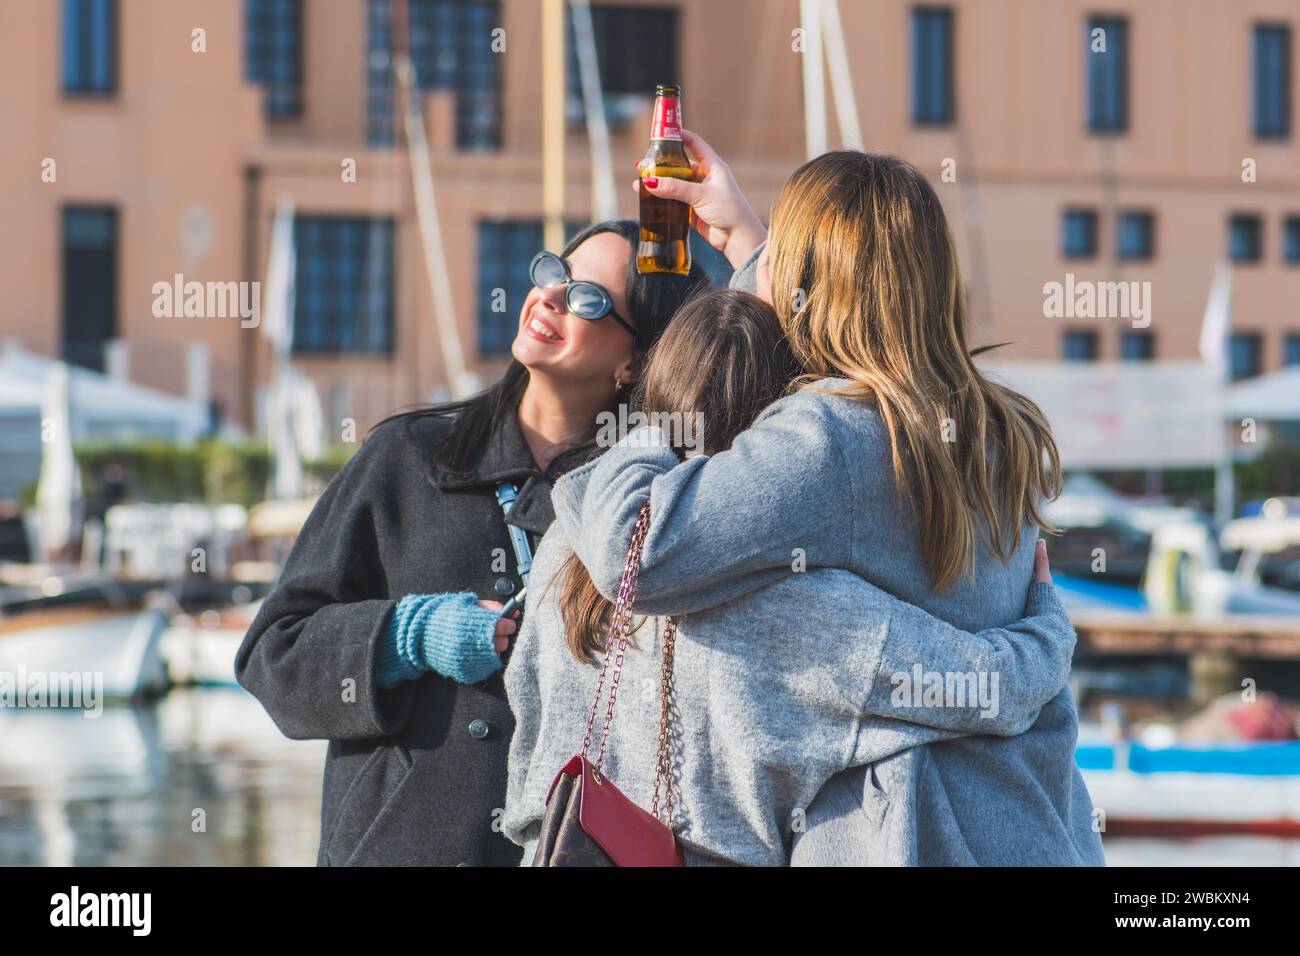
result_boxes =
[645,177,659,188]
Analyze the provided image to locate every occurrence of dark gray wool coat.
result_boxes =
[236,409,572,866]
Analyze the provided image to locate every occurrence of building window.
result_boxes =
[1284,216,1300,264]
[367,0,396,145]
[912,7,955,125]
[477,220,589,355]
[1229,214,1263,263]
[245,0,303,117]
[1086,15,1127,133]
[62,0,116,94]
[367,0,503,150]
[566,5,680,125]
[1117,210,1155,260]
[1062,209,1099,259]
[1254,24,1291,139]
[1229,332,1262,380]
[292,217,395,354]
[62,207,118,372]
[1120,330,1155,362]
[1284,332,1300,366]
[1063,329,1099,362]
[477,221,542,356]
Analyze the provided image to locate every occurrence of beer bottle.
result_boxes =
[637,84,693,276]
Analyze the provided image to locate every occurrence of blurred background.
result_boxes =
[1,0,1299,866]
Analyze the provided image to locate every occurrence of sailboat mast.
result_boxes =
[393,0,477,399]
[542,0,566,252]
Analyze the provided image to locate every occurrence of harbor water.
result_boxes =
[1,684,1297,866]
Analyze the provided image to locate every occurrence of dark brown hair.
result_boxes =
[374,219,710,479]
[553,288,802,662]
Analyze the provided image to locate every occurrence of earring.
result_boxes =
[614,379,626,394]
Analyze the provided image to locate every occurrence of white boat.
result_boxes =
[1219,503,1300,615]
[0,605,169,699]
[1078,732,1300,838]
[159,600,262,687]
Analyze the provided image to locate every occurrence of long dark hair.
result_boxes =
[556,289,802,661]
[378,219,711,478]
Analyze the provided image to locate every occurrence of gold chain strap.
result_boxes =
[577,502,678,824]
[650,617,677,822]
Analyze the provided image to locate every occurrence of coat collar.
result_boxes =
[427,409,558,534]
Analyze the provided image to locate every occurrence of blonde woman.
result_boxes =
[551,138,1103,865]
[505,289,1076,866]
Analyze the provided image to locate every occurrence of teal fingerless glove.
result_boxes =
[375,592,504,688]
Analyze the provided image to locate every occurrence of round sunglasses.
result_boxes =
[528,251,637,339]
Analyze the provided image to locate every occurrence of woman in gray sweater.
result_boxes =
[504,290,1086,866]
[543,145,1104,865]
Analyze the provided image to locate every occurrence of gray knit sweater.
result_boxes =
[503,504,1074,866]
[535,381,1105,866]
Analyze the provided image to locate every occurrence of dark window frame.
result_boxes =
[566,4,681,109]
[1284,215,1300,264]
[476,220,544,356]
[1086,14,1128,134]
[476,218,587,356]
[245,0,304,119]
[61,205,119,373]
[1119,329,1155,362]
[1229,331,1263,380]
[1062,208,1100,259]
[1063,328,1101,362]
[1117,209,1156,261]
[367,0,504,151]
[912,6,956,126]
[62,0,118,96]
[291,215,397,356]
[1283,331,1300,367]
[1254,23,1292,140]
[1229,213,1264,264]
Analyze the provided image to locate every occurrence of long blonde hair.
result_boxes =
[767,150,1060,590]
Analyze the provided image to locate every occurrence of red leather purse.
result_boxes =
[531,502,684,867]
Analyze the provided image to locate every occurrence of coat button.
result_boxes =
[468,719,490,739]
[494,576,515,595]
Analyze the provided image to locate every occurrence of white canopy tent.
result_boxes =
[1226,366,1300,422]
[0,341,208,502]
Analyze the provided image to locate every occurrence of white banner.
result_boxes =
[980,361,1224,470]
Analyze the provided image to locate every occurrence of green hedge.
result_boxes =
[1091,442,1300,510]
[19,439,356,509]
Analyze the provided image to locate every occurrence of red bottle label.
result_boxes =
[650,96,682,140]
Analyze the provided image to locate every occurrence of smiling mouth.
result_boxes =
[527,315,564,341]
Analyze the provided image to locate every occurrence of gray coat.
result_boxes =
[504,482,1077,866]
[549,378,1105,865]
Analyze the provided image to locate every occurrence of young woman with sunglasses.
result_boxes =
[236,220,709,866]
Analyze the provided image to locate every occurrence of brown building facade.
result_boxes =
[3,0,1299,435]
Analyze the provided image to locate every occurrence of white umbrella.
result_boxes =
[34,361,84,562]
[267,372,304,502]
[1226,366,1300,421]
[262,198,305,501]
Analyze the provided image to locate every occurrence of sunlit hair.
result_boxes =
[767,150,1061,590]
[554,289,801,662]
